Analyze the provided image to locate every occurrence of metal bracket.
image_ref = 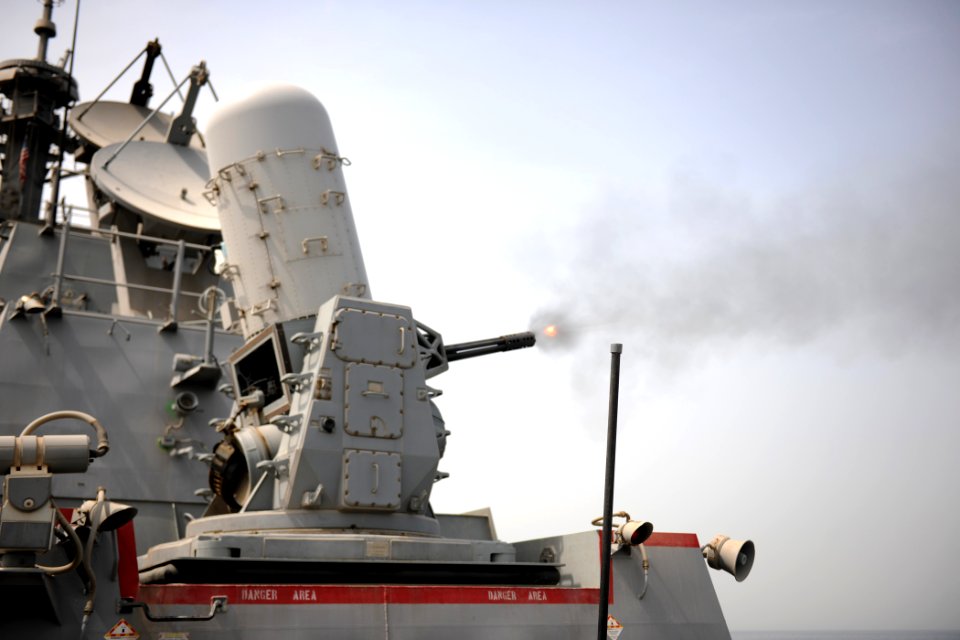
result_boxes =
[312,148,352,171]
[301,483,324,508]
[416,385,443,401]
[117,595,227,621]
[281,372,313,392]
[301,236,329,255]
[270,414,302,433]
[219,263,240,278]
[107,319,131,341]
[202,178,220,205]
[248,298,277,317]
[257,194,285,213]
[291,331,324,352]
[256,458,289,478]
[320,190,345,206]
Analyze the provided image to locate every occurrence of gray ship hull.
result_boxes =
[5,524,732,639]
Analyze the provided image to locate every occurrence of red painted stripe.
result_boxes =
[390,586,598,605]
[133,531,699,607]
[139,584,601,606]
[116,520,140,600]
[594,530,615,605]
[60,508,140,599]
[644,532,700,548]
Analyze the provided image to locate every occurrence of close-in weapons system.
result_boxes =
[0,3,754,638]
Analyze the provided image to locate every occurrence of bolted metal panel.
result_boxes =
[341,449,402,510]
[344,363,403,439]
[332,308,416,368]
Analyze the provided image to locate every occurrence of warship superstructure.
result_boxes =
[0,3,754,638]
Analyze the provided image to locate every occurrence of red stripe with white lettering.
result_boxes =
[139,584,601,606]
[135,532,700,605]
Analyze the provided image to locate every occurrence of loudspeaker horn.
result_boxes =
[78,498,139,532]
[703,534,755,582]
[620,520,654,546]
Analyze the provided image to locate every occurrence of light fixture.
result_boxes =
[702,534,755,582]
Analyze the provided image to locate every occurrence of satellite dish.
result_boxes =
[90,140,219,232]
[70,101,201,150]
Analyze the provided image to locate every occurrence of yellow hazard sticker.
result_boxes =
[607,614,624,639]
[104,618,140,639]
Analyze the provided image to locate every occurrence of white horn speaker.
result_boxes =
[703,534,755,582]
[620,520,654,546]
[78,498,138,532]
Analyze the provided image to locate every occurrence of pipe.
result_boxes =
[21,410,109,458]
[637,544,649,600]
[80,487,106,633]
[34,505,83,575]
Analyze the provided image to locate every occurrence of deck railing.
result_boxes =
[50,206,217,330]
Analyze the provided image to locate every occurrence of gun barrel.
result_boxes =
[444,331,536,362]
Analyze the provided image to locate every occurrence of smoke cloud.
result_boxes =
[529,156,960,366]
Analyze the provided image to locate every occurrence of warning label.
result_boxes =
[104,619,140,639]
[607,614,623,640]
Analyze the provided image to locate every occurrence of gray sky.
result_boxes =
[5,0,959,631]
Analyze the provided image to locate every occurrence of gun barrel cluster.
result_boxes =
[444,332,536,362]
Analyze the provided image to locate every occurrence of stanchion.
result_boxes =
[597,343,622,640]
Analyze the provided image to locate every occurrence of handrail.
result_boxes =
[67,308,234,331]
[56,273,206,298]
[117,595,228,622]
[47,220,220,328]
[60,223,215,253]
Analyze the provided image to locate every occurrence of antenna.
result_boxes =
[43,0,83,233]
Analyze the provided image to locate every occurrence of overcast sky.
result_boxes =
[5,0,959,632]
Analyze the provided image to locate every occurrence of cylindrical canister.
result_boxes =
[205,85,370,338]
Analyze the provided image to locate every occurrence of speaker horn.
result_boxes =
[703,534,755,582]
[77,494,138,532]
[591,512,654,548]
[619,520,654,546]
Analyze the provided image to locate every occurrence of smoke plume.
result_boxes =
[529,157,960,366]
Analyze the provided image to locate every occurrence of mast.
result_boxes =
[0,0,78,222]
